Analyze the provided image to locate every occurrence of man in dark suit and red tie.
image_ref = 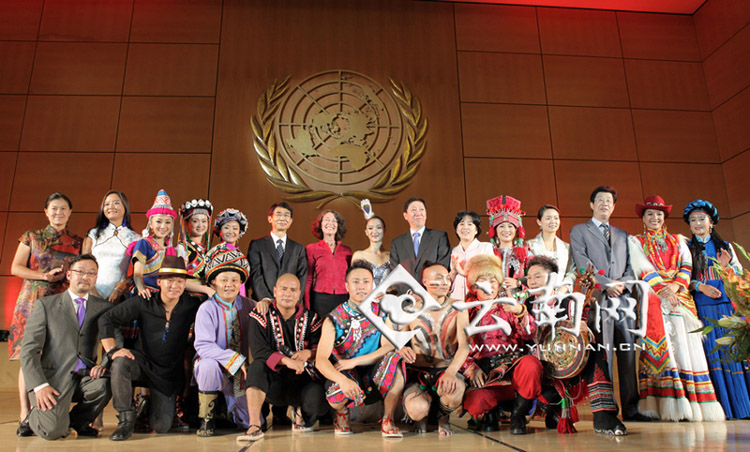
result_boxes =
[246,202,307,303]
[389,197,451,282]
[20,254,114,440]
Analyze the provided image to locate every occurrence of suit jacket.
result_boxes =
[246,234,307,301]
[390,228,451,279]
[20,292,113,393]
[569,219,635,289]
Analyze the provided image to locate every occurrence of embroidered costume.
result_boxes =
[324,301,404,407]
[207,208,249,297]
[9,226,82,359]
[629,196,724,422]
[177,198,214,284]
[487,195,530,296]
[684,199,750,419]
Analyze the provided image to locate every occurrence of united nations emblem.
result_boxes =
[252,70,427,207]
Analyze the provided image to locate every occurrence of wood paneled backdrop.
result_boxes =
[0,0,747,331]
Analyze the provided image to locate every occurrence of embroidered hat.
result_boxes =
[180,198,213,220]
[205,247,250,283]
[213,208,248,238]
[486,195,526,241]
[146,189,177,219]
[465,254,505,289]
[157,255,189,278]
[683,199,720,225]
[635,195,672,218]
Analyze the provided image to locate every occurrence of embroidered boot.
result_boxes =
[197,391,219,437]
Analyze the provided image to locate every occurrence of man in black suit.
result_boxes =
[246,202,307,303]
[20,254,114,440]
[390,197,450,282]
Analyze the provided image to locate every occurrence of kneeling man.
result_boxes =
[20,254,113,440]
[242,274,327,440]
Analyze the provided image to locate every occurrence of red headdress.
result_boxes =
[486,195,526,244]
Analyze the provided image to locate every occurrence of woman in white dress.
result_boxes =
[82,190,141,302]
[526,205,576,293]
[449,211,493,300]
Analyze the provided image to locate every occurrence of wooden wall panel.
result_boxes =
[713,87,750,162]
[29,42,127,95]
[694,0,750,59]
[0,42,36,94]
[20,96,120,151]
[543,55,629,107]
[723,150,750,217]
[124,44,219,96]
[732,213,750,248]
[116,97,215,153]
[38,0,133,42]
[461,104,551,159]
[111,153,211,215]
[9,152,114,212]
[0,0,43,40]
[0,153,17,212]
[625,59,710,110]
[458,52,546,104]
[537,8,621,57]
[554,160,643,218]
[702,25,750,109]
[0,276,23,330]
[632,109,719,162]
[0,97,25,151]
[639,162,730,217]
[454,4,539,53]
[464,158,557,218]
[130,0,222,43]
[617,12,700,61]
[548,106,637,160]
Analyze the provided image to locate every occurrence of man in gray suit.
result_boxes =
[390,197,451,283]
[20,254,113,440]
[569,186,647,421]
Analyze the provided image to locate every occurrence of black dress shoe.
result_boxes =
[482,409,500,432]
[623,413,654,422]
[17,418,33,437]
[72,425,100,437]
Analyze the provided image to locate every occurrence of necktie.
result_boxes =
[413,232,421,257]
[276,239,284,261]
[601,224,611,244]
[74,298,86,372]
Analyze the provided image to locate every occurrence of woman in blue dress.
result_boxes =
[684,199,750,419]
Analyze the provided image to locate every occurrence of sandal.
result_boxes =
[292,407,313,433]
[334,409,352,435]
[237,425,264,441]
[380,416,403,438]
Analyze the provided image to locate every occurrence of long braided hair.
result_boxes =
[688,229,730,279]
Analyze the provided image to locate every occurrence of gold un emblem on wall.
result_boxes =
[252,70,428,207]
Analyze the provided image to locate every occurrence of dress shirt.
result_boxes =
[270,232,287,251]
[304,240,353,308]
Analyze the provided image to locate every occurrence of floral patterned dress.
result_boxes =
[8,226,82,359]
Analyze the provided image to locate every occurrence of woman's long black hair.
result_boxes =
[688,229,731,279]
[92,190,135,239]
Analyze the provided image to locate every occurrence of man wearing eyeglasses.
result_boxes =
[20,254,114,440]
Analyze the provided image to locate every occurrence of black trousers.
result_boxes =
[110,357,175,433]
[310,292,348,318]
[246,360,328,427]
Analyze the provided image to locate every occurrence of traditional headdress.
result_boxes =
[635,195,672,218]
[683,199,720,225]
[486,195,526,243]
[146,189,177,219]
[205,248,250,283]
[465,254,505,288]
[213,208,248,238]
[360,199,374,220]
[157,255,189,278]
[180,198,213,220]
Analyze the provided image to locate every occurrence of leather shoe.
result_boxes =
[110,411,136,441]
[16,417,33,437]
[72,425,100,437]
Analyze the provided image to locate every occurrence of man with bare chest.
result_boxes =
[398,263,470,436]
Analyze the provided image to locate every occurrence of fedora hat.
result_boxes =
[157,255,189,278]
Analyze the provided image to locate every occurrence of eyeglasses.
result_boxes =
[273,212,291,218]
[71,269,97,277]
